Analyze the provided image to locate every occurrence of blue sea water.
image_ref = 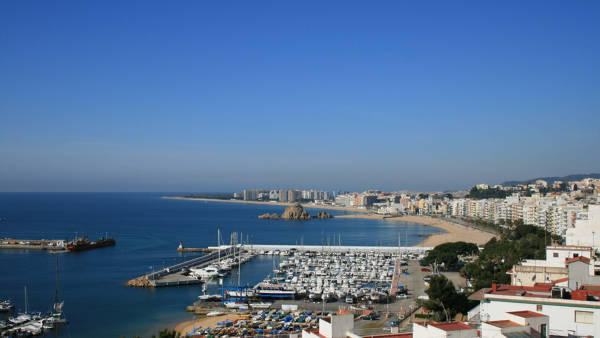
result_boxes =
[0,193,443,337]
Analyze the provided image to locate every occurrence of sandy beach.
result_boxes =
[162,196,370,213]
[174,313,241,336]
[387,215,496,247]
[335,214,496,246]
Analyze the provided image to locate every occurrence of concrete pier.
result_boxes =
[127,247,239,288]
[0,238,67,251]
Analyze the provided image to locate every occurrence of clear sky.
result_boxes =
[1,1,599,192]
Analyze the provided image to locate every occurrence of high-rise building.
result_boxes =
[279,190,288,203]
[243,189,258,201]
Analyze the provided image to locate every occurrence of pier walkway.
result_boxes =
[127,247,238,287]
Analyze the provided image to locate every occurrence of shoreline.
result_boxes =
[334,214,496,247]
[164,196,496,247]
[174,313,241,336]
[386,215,497,247]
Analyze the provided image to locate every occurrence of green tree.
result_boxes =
[460,224,560,290]
[423,275,474,321]
[424,242,479,271]
[466,187,510,199]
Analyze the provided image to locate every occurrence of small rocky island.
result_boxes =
[258,204,333,220]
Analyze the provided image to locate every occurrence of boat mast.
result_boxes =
[217,228,221,264]
[24,285,28,314]
[55,256,59,306]
[238,232,241,285]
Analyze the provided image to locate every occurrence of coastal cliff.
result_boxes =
[258,204,333,220]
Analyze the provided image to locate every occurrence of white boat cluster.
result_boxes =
[188,251,255,281]
[1,309,67,336]
[250,249,421,303]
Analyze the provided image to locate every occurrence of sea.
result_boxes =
[0,193,444,337]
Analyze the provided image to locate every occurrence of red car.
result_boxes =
[421,267,431,272]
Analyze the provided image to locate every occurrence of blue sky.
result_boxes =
[1,1,599,192]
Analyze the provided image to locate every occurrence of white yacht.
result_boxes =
[0,300,14,312]
[249,302,272,309]
[190,265,223,280]
[226,289,255,298]
[9,313,32,325]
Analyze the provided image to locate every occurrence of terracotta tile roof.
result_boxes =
[508,311,547,318]
[469,284,554,300]
[581,285,600,292]
[429,322,475,331]
[471,283,600,305]
[469,287,491,301]
[486,320,524,328]
[337,309,352,315]
[566,256,590,264]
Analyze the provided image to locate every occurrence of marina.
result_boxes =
[180,252,430,337]
[1,258,68,337]
[216,247,422,304]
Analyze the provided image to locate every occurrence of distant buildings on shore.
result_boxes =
[241,189,333,203]
[239,177,600,239]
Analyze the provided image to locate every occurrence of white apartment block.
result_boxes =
[566,204,600,249]
[447,193,586,236]
[471,283,600,337]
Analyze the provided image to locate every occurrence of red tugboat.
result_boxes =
[67,234,116,252]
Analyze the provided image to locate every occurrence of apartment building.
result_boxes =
[470,282,600,337]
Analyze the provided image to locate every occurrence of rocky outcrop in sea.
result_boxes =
[258,204,333,221]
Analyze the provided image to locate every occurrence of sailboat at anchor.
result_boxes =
[46,256,68,326]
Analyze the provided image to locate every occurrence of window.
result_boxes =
[536,305,543,311]
[575,310,594,324]
[553,253,559,258]
[573,253,579,258]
